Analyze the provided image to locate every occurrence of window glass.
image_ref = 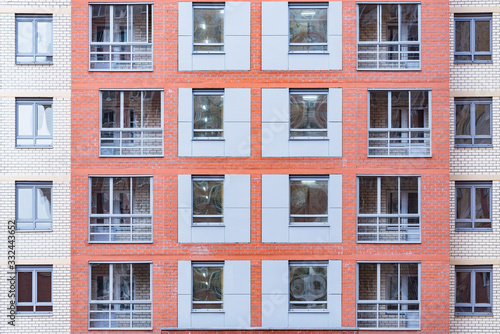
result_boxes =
[454,15,492,63]
[17,100,53,147]
[290,177,328,223]
[193,91,224,138]
[455,266,492,315]
[192,178,223,224]
[16,183,52,231]
[455,99,492,146]
[289,262,327,310]
[16,267,53,314]
[455,183,492,230]
[16,15,52,64]
[289,5,328,52]
[290,91,327,137]
[192,264,223,309]
[193,5,224,52]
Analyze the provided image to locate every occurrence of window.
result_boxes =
[289,261,328,310]
[455,182,491,230]
[290,90,327,138]
[193,3,224,52]
[16,15,52,64]
[193,90,224,138]
[357,4,420,70]
[289,3,328,52]
[192,262,224,310]
[455,266,492,315]
[16,266,52,314]
[290,176,328,224]
[16,99,53,147]
[89,263,152,329]
[368,90,430,157]
[192,176,223,225]
[89,177,152,242]
[455,14,492,63]
[455,98,492,147]
[357,176,420,242]
[357,262,420,329]
[100,90,163,156]
[16,182,52,231]
[90,4,153,70]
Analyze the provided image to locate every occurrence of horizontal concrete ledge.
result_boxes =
[0,258,70,265]
[451,6,500,14]
[162,328,359,332]
[0,90,71,98]
[450,174,500,181]
[0,175,70,182]
[0,6,71,15]
[451,258,500,265]
[451,90,500,98]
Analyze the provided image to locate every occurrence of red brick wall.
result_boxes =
[71,0,450,333]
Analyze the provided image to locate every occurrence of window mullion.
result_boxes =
[470,19,475,62]
[109,177,114,216]
[377,177,381,215]
[33,19,37,61]
[388,91,392,130]
[377,5,381,43]
[109,264,114,302]
[128,5,132,43]
[110,5,114,43]
[120,92,124,129]
[32,270,37,307]
[32,185,37,229]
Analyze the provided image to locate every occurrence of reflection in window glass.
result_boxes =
[455,14,492,63]
[192,177,223,224]
[290,91,327,138]
[193,91,224,138]
[192,263,223,309]
[290,177,328,223]
[289,262,327,309]
[193,4,224,52]
[289,5,327,51]
[16,15,53,64]
[455,99,492,146]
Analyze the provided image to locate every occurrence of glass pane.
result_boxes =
[132,263,150,300]
[475,20,490,52]
[37,271,52,303]
[456,104,471,136]
[193,8,224,45]
[143,91,161,128]
[113,5,128,42]
[36,187,51,220]
[18,272,33,303]
[358,5,377,42]
[380,177,398,214]
[456,272,471,303]
[475,271,490,304]
[290,179,328,221]
[475,187,490,219]
[455,21,470,52]
[401,177,419,214]
[114,264,131,301]
[400,263,418,300]
[131,5,148,42]
[18,187,33,220]
[401,5,419,41]
[132,177,150,214]
[192,266,223,307]
[358,263,377,300]
[37,104,52,136]
[289,265,327,307]
[193,94,223,137]
[113,178,131,214]
[193,180,223,219]
[91,264,110,300]
[91,178,110,214]
[18,21,33,53]
[289,8,327,44]
[456,187,471,220]
[358,177,377,214]
[123,91,141,128]
[381,5,399,42]
[18,104,34,136]
[91,5,110,42]
[391,91,409,129]
[370,92,388,128]
[475,104,490,136]
[36,21,52,54]
[102,91,120,128]
[380,263,399,300]
[290,93,327,136]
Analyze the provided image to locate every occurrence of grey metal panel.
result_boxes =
[328,294,342,327]
[226,2,251,36]
[177,294,192,327]
[328,35,342,70]
[225,261,251,294]
[261,88,288,122]
[178,122,193,157]
[261,36,289,70]
[192,54,225,71]
[328,88,342,122]
[225,295,251,327]
[178,261,192,295]
[261,260,288,294]
[289,312,329,328]
[261,2,288,35]
[289,226,330,243]
[289,53,329,71]
[328,174,342,208]
[226,35,250,70]
[178,2,193,36]
[191,312,225,328]
[328,122,342,157]
[261,122,289,157]
[178,88,193,122]
[289,140,329,157]
[261,294,288,327]
[225,122,251,157]
[178,36,193,71]
[329,2,342,36]
[192,140,225,156]
[225,208,251,242]
[329,207,342,243]
[262,174,289,207]
[262,208,289,243]
[178,175,192,208]
[328,260,342,295]
[225,174,250,208]
[192,226,225,243]
[178,207,192,242]
[225,89,251,122]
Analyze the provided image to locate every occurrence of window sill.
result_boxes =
[16,145,53,149]
[89,327,153,331]
[454,61,493,64]
[16,62,53,65]
[89,69,154,72]
[455,228,492,232]
[15,229,53,232]
[289,309,329,313]
[455,313,493,316]
[454,144,493,148]
[192,137,225,141]
[289,137,328,141]
[89,241,153,244]
[289,223,329,227]
[289,51,329,54]
[16,312,53,316]
[357,68,422,71]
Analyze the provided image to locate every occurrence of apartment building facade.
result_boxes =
[70,0,450,333]
[450,1,500,333]
[0,0,71,333]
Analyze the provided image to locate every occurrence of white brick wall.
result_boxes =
[0,1,70,333]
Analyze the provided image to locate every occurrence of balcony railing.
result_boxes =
[357,301,420,329]
[357,215,420,243]
[358,42,420,70]
[89,216,152,242]
[100,129,163,157]
[89,301,152,329]
[90,43,153,70]
[368,128,431,157]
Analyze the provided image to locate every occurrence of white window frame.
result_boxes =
[289,176,329,225]
[16,266,53,315]
[15,14,53,64]
[288,3,329,53]
[192,89,224,139]
[192,3,225,53]
[16,98,53,148]
[89,262,153,330]
[289,261,328,311]
[191,262,224,312]
[192,176,224,226]
[15,182,53,231]
[289,89,328,139]
[99,90,164,157]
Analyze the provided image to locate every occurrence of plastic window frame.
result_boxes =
[15,14,53,65]
[16,266,53,315]
[16,98,53,148]
[455,182,492,231]
[15,182,53,231]
[455,266,493,316]
[454,98,493,147]
[454,14,492,64]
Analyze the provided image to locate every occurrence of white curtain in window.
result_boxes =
[36,188,51,220]
[37,105,52,136]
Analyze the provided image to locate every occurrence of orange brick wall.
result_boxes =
[71,0,450,333]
